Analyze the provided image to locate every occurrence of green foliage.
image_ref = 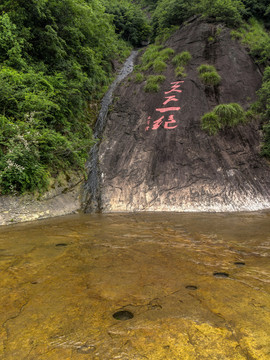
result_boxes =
[257,67,270,157]
[151,0,247,39]
[198,64,221,86]
[201,112,221,135]
[262,123,270,157]
[139,45,174,72]
[175,66,187,79]
[201,103,246,135]
[154,26,179,45]
[151,0,194,38]
[242,0,270,27]
[134,72,144,83]
[198,64,217,74]
[159,47,175,60]
[0,13,26,69]
[199,71,221,86]
[230,18,270,64]
[144,75,166,92]
[140,45,163,70]
[153,59,167,73]
[213,103,245,125]
[196,0,245,27]
[101,0,151,46]
[0,0,131,194]
[172,51,192,66]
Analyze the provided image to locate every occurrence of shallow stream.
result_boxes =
[0,211,270,359]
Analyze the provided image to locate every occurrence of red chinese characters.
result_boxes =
[146,81,184,131]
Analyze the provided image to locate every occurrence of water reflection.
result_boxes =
[0,212,269,359]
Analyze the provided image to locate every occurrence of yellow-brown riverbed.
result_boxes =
[0,212,270,359]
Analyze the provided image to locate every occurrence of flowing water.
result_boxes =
[0,211,270,359]
[84,51,138,212]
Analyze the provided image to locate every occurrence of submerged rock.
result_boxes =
[85,19,270,212]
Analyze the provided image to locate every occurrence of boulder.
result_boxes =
[85,19,270,212]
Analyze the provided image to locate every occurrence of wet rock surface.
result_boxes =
[0,176,83,226]
[0,212,269,359]
[85,19,270,212]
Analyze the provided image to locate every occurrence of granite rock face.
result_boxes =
[85,19,270,212]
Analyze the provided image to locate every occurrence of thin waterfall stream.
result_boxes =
[84,50,138,212]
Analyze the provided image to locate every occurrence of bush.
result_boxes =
[198,64,221,86]
[102,0,151,46]
[0,0,131,194]
[153,59,167,73]
[198,64,217,74]
[201,112,221,135]
[140,45,163,70]
[199,71,221,85]
[159,47,175,60]
[175,66,187,78]
[257,67,270,157]
[242,0,270,27]
[230,18,270,64]
[172,51,192,66]
[201,103,246,135]
[134,72,144,83]
[213,103,245,125]
[138,46,174,73]
[144,75,166,92]
[0,115,94,194]
[196,0,245,27]
[151,0,195,38]
[261,122,270,157]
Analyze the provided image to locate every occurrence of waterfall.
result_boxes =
[83,50,138,212]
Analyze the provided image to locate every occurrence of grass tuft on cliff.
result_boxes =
[144,75,166,92]
[198,64,221,86]
[201,103,246,135]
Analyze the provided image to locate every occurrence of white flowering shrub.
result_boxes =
[0,116,92,194]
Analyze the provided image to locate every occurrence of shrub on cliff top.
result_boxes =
[231,18,270,64]
[196,0,245,27]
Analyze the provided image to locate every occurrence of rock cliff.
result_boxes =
[84,18,270,212]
